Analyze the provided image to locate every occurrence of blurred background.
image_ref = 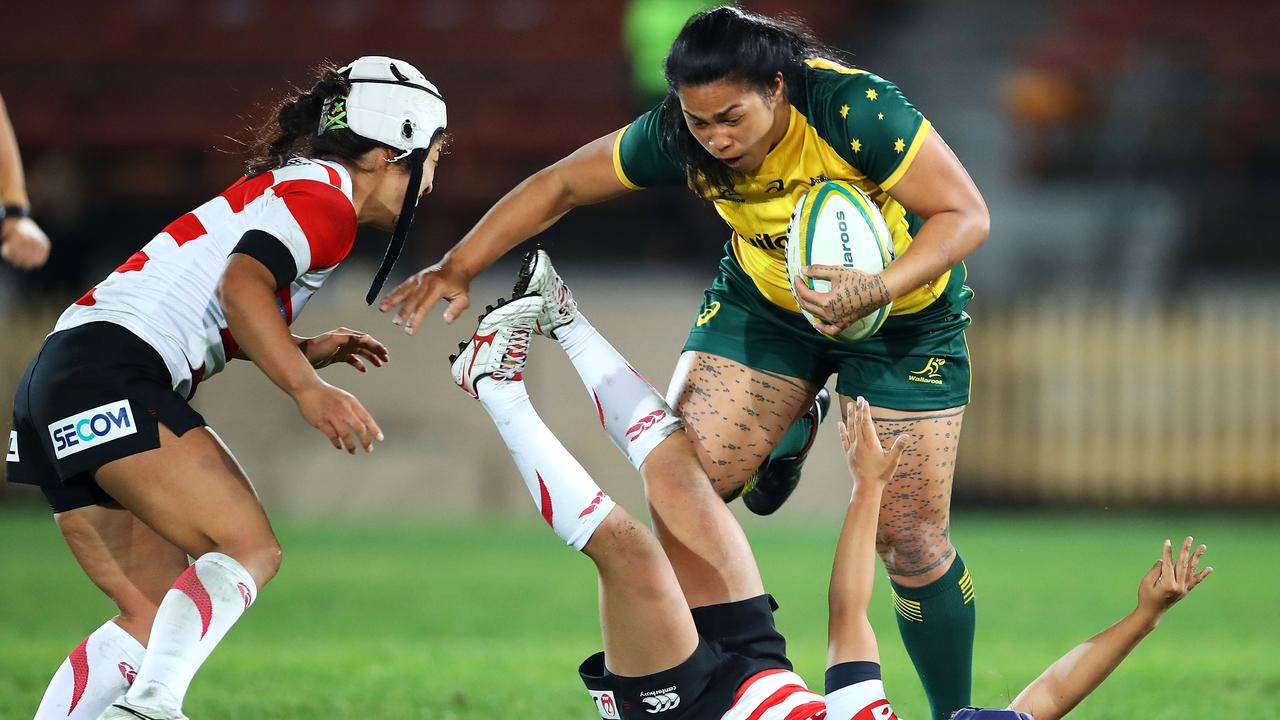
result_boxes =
[2,0,1278,514]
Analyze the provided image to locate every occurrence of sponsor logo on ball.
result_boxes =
[48,400,137,459]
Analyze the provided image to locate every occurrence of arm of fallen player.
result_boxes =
[1007,536,1212,720]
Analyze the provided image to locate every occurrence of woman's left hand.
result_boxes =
[792,265,892,336]
[299,328,390,372]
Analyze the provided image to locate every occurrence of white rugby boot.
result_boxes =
[96,698,188,720]
[512,248,578,339]
[449,294,542,398]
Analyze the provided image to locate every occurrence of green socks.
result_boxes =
[889,554,976,720]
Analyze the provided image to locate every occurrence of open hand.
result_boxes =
[300,328,390,372]
[1137,536,1212,619]
[292,380,383,454]
[838,396,908,492]
[377,260,472,335]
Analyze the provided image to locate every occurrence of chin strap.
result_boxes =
[366,146,428,305]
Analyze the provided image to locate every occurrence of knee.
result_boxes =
[587,509,666,574]
[642,433,722,503]
[876,517,952,574]
[213,535,283,588]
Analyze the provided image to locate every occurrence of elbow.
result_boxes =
[966,202,991,253]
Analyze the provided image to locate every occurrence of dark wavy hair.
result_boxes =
[661,6,837,192]
[245,63,407,177]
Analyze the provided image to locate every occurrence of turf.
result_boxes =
[0,510,1273,719]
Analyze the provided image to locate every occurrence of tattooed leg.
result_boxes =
[650,351,817,607]
[843,398,975,720]
[668,352,820,500]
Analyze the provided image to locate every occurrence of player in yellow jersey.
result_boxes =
[381,8,989,718]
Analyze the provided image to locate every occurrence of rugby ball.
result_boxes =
[786,180,895,342]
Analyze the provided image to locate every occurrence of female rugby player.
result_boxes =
[382,7,989,718]
[6,57,446,720]
[451,250,1211,720]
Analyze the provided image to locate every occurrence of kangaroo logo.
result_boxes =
[696,301,721,327]
[909,357,946,378]
[642,692,681,713]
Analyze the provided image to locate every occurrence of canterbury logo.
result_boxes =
[642,692,681,713]
[578,491,606,518]
[696,301,721,326]
[626,410,668,442]
[909,357,946,378]
[118,661,137,685]
[237,582,253,609]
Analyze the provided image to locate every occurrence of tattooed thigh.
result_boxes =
[668,352,819,498]
[842,398,966,580]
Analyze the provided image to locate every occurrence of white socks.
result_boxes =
[34,620,144,719]
[478,378,616,550]
[554,313,683,470]
[123,553,257,714]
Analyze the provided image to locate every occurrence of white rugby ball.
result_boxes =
[786,180,895,342]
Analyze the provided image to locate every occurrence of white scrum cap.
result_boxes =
[338,55,446,156]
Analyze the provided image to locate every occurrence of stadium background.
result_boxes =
[1,1,1277,718]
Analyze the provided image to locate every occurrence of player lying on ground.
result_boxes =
[451,250,1211,720]
[7,57,446,720]
[828,397,1212,720]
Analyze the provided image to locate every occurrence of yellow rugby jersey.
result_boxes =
[613,58,957,316]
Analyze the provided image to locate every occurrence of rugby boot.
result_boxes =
[449,294,542,398]
[739,387,832,515]
[512,248,577,339]
[96,699,188,720]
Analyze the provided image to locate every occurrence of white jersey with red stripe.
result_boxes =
[54,158,357,399]
[824,677,901,720]
[722,669,828,720]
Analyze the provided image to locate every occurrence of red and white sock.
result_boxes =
[123,553,257,714]
[34,619,144,719]
[554,313,683,469]
[477,377,616,550]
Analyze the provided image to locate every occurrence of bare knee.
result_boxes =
[585,509,669,581]
[210,534,282,589]
[877,519,954,584]
[642,433,722,504]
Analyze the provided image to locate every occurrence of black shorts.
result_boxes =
[6,322,206,513]
[579,594,792,720]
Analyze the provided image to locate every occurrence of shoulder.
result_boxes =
[614,100,684,189]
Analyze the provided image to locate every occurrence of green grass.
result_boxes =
[0,510,1274,719]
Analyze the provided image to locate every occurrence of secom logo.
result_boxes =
[48,400,137,459]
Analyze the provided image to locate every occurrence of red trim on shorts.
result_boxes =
[745,684,813,720]
[219,327,240,363]
[784,700,828,719]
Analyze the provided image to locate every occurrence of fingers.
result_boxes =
[791,275,829,317]
[1160,537,1174,573]
[837,420,851,453]
[440,293,471,326]
[320,422,343,451]
[343,356,368,373]
[886,433,909,467]
[854,396,883,452]
[1177,536,1194,580]
[378,274,421,313]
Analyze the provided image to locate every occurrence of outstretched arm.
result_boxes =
[0,92,51,270]
[1008,536,1212,720]
[379,129,632,332]
[827,397,909,667]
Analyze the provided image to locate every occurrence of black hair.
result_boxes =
[661,5,838,192]
[246,62,404,177]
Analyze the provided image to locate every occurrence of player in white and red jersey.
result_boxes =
[450,250,1212,720]
[6,56,446,720]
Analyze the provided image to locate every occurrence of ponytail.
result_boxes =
[246,63,392,176]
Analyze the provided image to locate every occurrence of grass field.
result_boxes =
[0,509,1275,719]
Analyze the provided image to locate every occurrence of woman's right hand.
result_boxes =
[292,380,383,454]
[378,260,473,334]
